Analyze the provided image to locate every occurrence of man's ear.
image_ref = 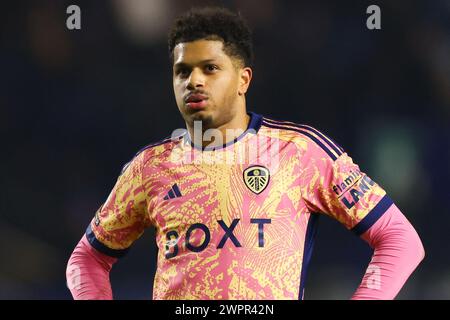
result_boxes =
[238,67,252,96]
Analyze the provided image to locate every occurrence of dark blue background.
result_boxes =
[1,0,448,299]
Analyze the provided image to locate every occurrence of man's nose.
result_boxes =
[187,68,205,89]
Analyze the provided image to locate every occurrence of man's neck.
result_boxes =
[188,111,251,149]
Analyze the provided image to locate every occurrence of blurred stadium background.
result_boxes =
[1,0,449,299]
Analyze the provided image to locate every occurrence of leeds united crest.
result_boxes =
[243,165,270,194]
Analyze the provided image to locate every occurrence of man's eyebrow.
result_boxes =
[174,59,218,68]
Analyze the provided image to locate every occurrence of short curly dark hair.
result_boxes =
[168,7,253,67]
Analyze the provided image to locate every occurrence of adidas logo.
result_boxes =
[163,184,183,200]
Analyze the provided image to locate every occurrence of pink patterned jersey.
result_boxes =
[86,112,393,299]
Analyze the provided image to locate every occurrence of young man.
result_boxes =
[66,7,424,300]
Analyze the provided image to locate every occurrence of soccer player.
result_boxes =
[66,7,424,300]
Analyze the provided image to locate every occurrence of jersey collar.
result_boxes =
[184,111,263,151]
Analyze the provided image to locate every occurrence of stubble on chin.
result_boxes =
[187,112,214,129]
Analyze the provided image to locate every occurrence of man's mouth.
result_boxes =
[185,93,208,110]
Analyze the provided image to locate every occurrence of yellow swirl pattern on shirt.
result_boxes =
[90,123,388,299]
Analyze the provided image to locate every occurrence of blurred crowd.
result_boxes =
[0,0,449,299]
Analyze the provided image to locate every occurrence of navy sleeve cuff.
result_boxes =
[86,224,129,258]
[351,195,394,236]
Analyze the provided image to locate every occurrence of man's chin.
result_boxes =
[186,109,214,128]
[192,113,214,125]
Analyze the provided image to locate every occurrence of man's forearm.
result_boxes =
[352,204,425,300]
[66,234,117,300]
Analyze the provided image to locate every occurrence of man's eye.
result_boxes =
[177,68,189,76]
[206,65,218,72]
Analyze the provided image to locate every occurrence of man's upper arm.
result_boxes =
[300,130,393,233]
[86,151,152,258]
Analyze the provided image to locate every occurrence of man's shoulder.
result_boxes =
[121,131,187,174]
[137,131,186,158]
[259,115,344,161]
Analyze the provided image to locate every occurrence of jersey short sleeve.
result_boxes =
[86,152,151,257]
[300,131,393,235]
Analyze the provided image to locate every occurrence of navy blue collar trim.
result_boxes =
[186,111,262,151]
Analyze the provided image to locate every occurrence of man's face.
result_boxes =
[172,39,248,130]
